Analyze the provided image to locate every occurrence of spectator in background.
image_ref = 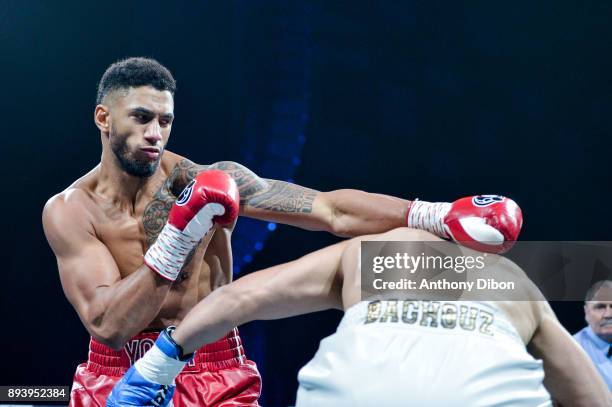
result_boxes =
[574,280,612,390]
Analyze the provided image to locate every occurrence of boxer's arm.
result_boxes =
[42,192,173,350]
[172,241,347,354]
[527,302,611,407]
[171,158,521,251]
[173,158,409,237]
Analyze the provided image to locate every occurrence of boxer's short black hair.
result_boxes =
[96,57,176,104]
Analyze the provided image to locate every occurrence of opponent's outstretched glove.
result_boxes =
[145,170,239,281]
[107,327,191,407]
[407,195,523,253]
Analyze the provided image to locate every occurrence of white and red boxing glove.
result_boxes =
[406,195,523,253]
[144,170,239,281]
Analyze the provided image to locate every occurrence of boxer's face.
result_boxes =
[585,285,612,342]
[107,86,174,177]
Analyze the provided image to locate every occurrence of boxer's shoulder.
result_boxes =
[44,173,97,217]
[42,188,99,256]
[43,186,97,236]
[45,162,107,208]
[43,167,119,240]
[160,150,190,173]
[161,151,214,195]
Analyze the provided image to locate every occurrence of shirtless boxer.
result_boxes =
[109,228,611,407]
[42,57,522,406]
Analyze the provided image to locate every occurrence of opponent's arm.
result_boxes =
[176,159,522,253]
[527,302,611,407]
[42,191,173,350]
[173,240,346,353]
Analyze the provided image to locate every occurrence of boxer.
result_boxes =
[43,57,522,406]
[109,228,610,406]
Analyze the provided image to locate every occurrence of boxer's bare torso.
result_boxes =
[45,139,332,343]
[59,152,232,330]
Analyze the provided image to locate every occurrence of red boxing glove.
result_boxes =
[169,170,240,234]
[407,195,523,253]
[145,170,240,280]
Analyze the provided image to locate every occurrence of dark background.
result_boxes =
[1,1,611,405]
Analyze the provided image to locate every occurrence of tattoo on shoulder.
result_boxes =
[209,161,267,201]
[210,161,317,214]
[142,159,204,246]
[169,159,205,196]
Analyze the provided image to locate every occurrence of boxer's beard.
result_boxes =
[110,124,161,178]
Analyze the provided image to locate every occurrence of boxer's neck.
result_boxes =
[96,150,159,210]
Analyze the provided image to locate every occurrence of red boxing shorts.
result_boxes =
[69,328,261,406]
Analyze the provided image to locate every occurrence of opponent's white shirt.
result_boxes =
[296,300,551,407]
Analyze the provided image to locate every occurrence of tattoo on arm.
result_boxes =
[143,160,316,246]
[142,180,174,247]
[142,159,205,246]
[247,179,317,213]
[209,161,317,213]
[169,159,206,197]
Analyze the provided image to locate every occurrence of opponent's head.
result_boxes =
[95,57,176,177]
[584,280,612,343]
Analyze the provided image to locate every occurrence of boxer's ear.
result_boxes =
[94,104,110,135]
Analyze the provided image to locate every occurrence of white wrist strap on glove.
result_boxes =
[407,200,451,239]
[144,203,226,281]
[144,224,199,281]
[133,342,187,386]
